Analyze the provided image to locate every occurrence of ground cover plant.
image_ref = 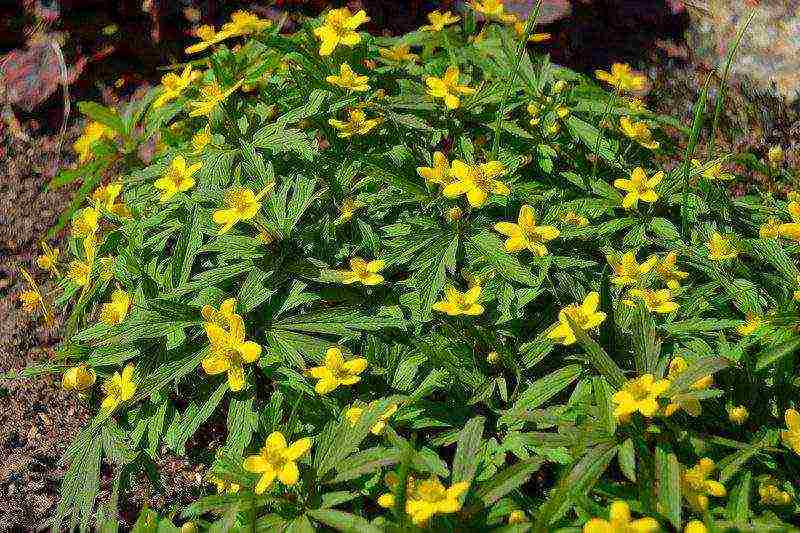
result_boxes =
[14,2,800,531]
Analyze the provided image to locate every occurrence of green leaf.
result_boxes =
[655,444,681,529]
[565,315,625,388]
[666,356,729,396]
[307,510,382,533]
[476,457,544,506]
[452,416,485,485]
[754,335,800,372]
[78,101,126,136]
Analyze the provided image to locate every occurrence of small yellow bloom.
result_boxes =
[101,364,137,412]
[706,232,737,261]
[768,145,784,165]
[221,10,272,36]
[338,257,385,285]
[420,10,460,32]
[613,167,662,209]
[727,405,748,425]
[619,117,659,150]
[594,63,647,92]
[759,218,781,239]
[468,0,517,24]
[243,432,312,494]
[611,374,671,423]
[62,364,96,393]
[313,7,370,56]
[663,357,711,417]
[494,205,560,256]
[153,65,194,109]
[691,159,733,181]
[18,269,54,325]
[486,351,500,365]
[71,207,100,239]
[759,479,792,506]
[100,289,131,325]
[201,298,238,328]
[378,44,418,63]
[188,81,241,117]
[335,197,364,225]
[527,102,541,126]
[68,260,92,287]
[73,121,116,163]
[154,155,201,203]
[326,63,370,92]
[37,242,61,276]
[417,151,451,185]
[582,501,659,533]
[405,477,469,526]
[192,125,212,154]
[442,159,509,207]
[19,289,42,312]
[345,402,399,434]
[609,252,657,286]
[328,108,381,138]
[308,346,368,395]
[426,66,476,110]
[377,471,414,509]
[561,211,589,227]
[736,313,762,336]
[513,21,550,42]
[624,288,679,314]
[548,292,607,345]
[433,285,484,316]
[203,313,262,391]
[682,458,726,512]
[185,24,232,54]
[209,474,240,494]
[657,252,688,290]
[684,521,708,533]
[91,181,131,218]
[508,510,527,524]
[212,185,273,234]
[781,408,800,455]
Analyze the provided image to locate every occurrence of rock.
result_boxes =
[685,0,800,103]
[502,0,573,24]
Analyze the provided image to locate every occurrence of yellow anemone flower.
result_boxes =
[212,184,273,234]
[91,181,131,218]
[442,159,509,207]
[71,207,100,239]
[623,288,679,314]
[405,477,469,526]
[706,232,737,261]
[185,24,233,55]
[691,159,733,181]
[202,313,262,391]
[101,364,137,412]
[508,510,527,524]
[613,167,662,209]
[420,10,460,32]
[727,405,748,425]
[308,346,368,395]
[433,285,484,316]
[345,402,399,434]
[73,121,116,163]
[468,0,517,23]
[243,432,312,494]
[313,7,370,56]
[594,63,647,92]
[188,81,242,117]
[513,21,551,42]
[657,252,688,289]
[582,500,659,533]
[494,204,560,256]
[221,10,272,36]
[62,364,96,393]
[619,117,659,150]
[684,521,708,533]
[209,474,240,494]
[378,44,418,63]
[759,479,793,506]
[153,65,194,109]
[100,289,131,325]
[335,197,365,225]
[609,251,657,286]
[736,313,762,336]
[663,357,711,417]
[192,125,212,154]
[154,155,202,203]
[682,458,726,512]
[781,408,800,455]
[201,298,238,328]
[611,374,671,423]
[68,259,92,287]
[547,292,607,345]
[426,66,477,110]
[36,242,61,276]
[328,108,381,138]
[326,63,370,92]
[417,151,451,185]
[338,257,385,285]
[19,269,55,326]
[561,211,589,227]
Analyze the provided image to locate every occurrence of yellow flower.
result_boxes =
[691,159,733,181]
[192,125,212,154]
[37,242,61,276]
[768,145,784,165]
[345,402,399,434]
[613,167,662,209]
[212,185,272,234]
[468,0,517,24]
[313,7,370,56]
[781,408,800,454]
[209,474,240,494]
[62,364,96,393]
[624,288,679,314]
[326,63,370,92]
[527,102,542,126]
[154,155,201,203]
[727,405,748,425]
[513,21,550,42]
[71,207,100,239]
[594,63,647,92]
[684,520,708,533]
[494,205,560,256]
[153,65,194,109]
[100,289,131,325]
[611,374,671,423]
[420,10,460,32]
[582,501,659,533]
[759,479,792,506]
[188,81,241,117]
[328,108,381,138]
[682,458,726,512]
[18,268,54,325]
[377,471,415,509]
[508,510,527,524]
[101,364,137,412]
[203,313,262,391]
[736,313,762,336]
[335,197,365,225]
[706,232,737,261]
[547,292,607,345]
[379,44,418,63]
[91,182,131,218]
[619,117,659,150]
[486,351,500,364]
[426,66,476,110]
[759,218,781,239]
[202,298,238,328]
[433,285,484,316]
[562,211,589,227]
[442,159,509,207]
[609,252,658,286]
[663,357,711,417]
[73,121,116,163]
[656,252,688,290]
[308,347,368,395]
[338,257,385,285]
[243,432,312,494]
[221,10,272,36]
[417,151,451,185]
[185,24,232,54]
[19,289,42,312]
[68,260,92,287]
[405,477,469,526]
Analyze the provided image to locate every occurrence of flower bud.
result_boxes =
[487,351,500,365]
[727,405,748,425]
[62,364,97,393]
